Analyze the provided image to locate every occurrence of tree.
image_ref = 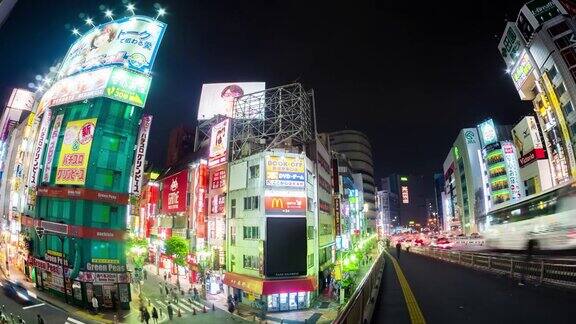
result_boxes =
[164,236,189,267]
[126,236,148,268]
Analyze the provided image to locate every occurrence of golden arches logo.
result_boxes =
[270,198,284,209]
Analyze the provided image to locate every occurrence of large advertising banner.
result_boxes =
[265,155,305,189]
[38,67,151,114]
[197,82,265,120]
[59,16,166,78]
[55,118,97,185]
[264,195,307,215]
[498,22,524,69]
[131,115,153,195]
[194,164,208,239]
[42,114,64,183]
[503,142,523,201]
[208,119,229,167]
[477,119,498,148]
[265,217,307,277]
[28,109,51,188]
[161,170,188,213]
[511,51,534,90]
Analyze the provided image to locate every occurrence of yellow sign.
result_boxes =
[541,74,576,177]
[26,112,36,127]
[47,250,62,257]
[91,258,120,264]
[55,118,97,185]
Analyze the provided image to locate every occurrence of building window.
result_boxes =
[307,226,315,239]
[307,170,314,184]
[249,165,260,179]
[244,196,260,210]
[308,254,314,268]
[243,226,260,240]
[231,199,236,218]
[243,255,259,270]
[562,101,574,116]
[307,197,314,212]
[230,226,236,245]
[556,83,567,98]
[549,65,559,80]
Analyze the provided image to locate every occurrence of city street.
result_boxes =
[120,270,247,324]
[373,249,576,323]
[0,282,86,324]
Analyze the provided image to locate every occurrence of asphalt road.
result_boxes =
[0,282,85,324]
[373,248,576,324]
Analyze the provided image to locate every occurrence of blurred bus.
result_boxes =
[481,182,576,251]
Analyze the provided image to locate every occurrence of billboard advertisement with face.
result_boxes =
[208,119,229,167]
[55,118,97,185]
[197,82,265,120]
[512,116,544,158]
[59,16,166,78]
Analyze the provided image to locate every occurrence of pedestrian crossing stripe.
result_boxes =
[150,298,204,314]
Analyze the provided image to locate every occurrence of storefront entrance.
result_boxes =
[266,292,309,312]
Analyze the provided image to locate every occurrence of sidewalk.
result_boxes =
[1,267,122,324]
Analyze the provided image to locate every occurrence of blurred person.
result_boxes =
[396,242,402,260]
[152,307,159,324]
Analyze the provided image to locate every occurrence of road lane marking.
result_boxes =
[385,249,426,324]
[66,317,85,324]
[22,303,45,309]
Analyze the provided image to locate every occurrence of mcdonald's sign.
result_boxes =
[265,196,307,215]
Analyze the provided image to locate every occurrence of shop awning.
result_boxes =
[223,272,316,295]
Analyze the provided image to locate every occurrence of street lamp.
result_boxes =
[126,3,136,16]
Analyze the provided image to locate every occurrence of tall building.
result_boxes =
[328,130,376,232]
[166,125,195,167]
[381,174,433,228]
[432,173,445,229]
[499,0,576,186]
[441,128,484,235]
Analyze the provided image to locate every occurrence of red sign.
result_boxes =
[162,170,188,213]
[41,220,69,235]
[211,169,226,190]
[265,196,307,215]
[36,186,129,205]
[22,215,126,241]
[519,148,547,167]
[195,164,209,238]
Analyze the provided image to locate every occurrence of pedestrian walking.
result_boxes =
[151,307,159,324]
[167,302,174,321]
[520,239,537,286]
[164,272,167,281]
[396,242,402,261]
[143,308,151,324]
[193,286,199,301]
[36,314,45,324]
[91,296,99,314]
[164,284,169,296]
[143,269,148,280]
[159,285,164,296]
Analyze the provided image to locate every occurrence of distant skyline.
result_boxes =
[0,0,531,181]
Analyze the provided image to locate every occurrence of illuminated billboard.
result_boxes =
[59,16,166,78]
[502,142,523,200]
[511,51,534,89]
[197,82,266,120]
[55,118,98,185]
[401,186,409,204]
[512,116,544,158]
[265,195,307,216]
[38,67,151,114]
[131,115,153,195]
[42,114,64,183]
[265,155,305,189]
[208,119,230,167]
[498,23,524,69]
[161,170,189,213]
[7,88,35,111]
[477,119,498,148]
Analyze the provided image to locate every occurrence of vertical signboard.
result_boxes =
[503,142,523,201]
[208,119,229,167]
[194,163,208,239]
[131,115,153,195]
[401,186,409,204]
[55,118,97,185]
[477,119,498,148]
[28,109,52,188]
[334,196,341,236]
[161,170,188,213]
[498,22,524,69]
[42,114,64,183]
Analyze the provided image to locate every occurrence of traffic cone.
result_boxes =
[203,305,207,313]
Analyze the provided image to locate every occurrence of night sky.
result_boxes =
[0,0,534,182]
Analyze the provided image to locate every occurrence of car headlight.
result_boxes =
[16,291,29,300]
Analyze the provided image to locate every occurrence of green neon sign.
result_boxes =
[105,67,151,107]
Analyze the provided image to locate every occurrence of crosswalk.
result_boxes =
[65,317,85,324]
[148,297,209,318]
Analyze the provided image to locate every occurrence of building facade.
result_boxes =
[328,130,376,232]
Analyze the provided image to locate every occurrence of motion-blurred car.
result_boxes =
[414,238,425,246]
[2,280,34,304]
[433,237,453,249]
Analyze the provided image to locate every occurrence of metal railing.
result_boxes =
[411,247,576,289]
[333,249,385,324]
